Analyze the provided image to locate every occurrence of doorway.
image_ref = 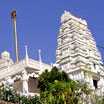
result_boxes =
[93,80,98,89]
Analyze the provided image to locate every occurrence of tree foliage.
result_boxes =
[38,67,70,91]
[38,67,95,104]
[38,67,83,104]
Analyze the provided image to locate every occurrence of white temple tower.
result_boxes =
[56,11,104,90]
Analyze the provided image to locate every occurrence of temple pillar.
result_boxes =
[98,77,104,96]
[80,71,84,81]
[85,72,89,83]
[22,70,29,96]
[89,75,95,89]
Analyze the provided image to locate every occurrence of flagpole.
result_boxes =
[11,10,19,63]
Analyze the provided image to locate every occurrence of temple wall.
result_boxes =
[13,79,23,93]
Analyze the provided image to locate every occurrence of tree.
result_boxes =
[38,67,70,92]
[31,96,42,104]
[38,67,82,104]
[0,84,17,102]
[40,80,79,104]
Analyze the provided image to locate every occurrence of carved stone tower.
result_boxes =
[56,11,104,90]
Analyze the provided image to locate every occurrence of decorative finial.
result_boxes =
[38,49,42,70]
[25,45,29,64]
[11,10,16,19]
[61,10,71,23]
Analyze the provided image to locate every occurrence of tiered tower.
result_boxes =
[56,11,104,89]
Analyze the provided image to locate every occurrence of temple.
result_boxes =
[56,11,104,94]
[1,10,104,96]
[0,49,51,96]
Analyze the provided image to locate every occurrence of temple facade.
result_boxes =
[56,11,104,93]
[0,49,51,96]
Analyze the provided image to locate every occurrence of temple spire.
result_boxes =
[38,49,42,70]
[25,45,29,64]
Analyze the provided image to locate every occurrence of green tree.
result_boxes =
[38,67,70,92]
[0,84,17,102]
[31,96,42,104]
[40,80,79,104]
[38,67,82,104]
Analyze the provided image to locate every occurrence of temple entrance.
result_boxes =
[93,80,98,89]
[92,75,99,89]
[28,77,39,93]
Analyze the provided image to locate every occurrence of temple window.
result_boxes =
[28,77,39,93]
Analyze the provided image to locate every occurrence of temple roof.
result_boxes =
[0,58,51,81]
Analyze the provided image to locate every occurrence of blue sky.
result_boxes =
[0,0,104,64]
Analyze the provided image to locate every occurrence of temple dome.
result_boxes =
[1,51,10,60]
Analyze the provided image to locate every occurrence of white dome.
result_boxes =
[1,51,10,60]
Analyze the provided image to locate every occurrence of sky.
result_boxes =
[0,0,104,64]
